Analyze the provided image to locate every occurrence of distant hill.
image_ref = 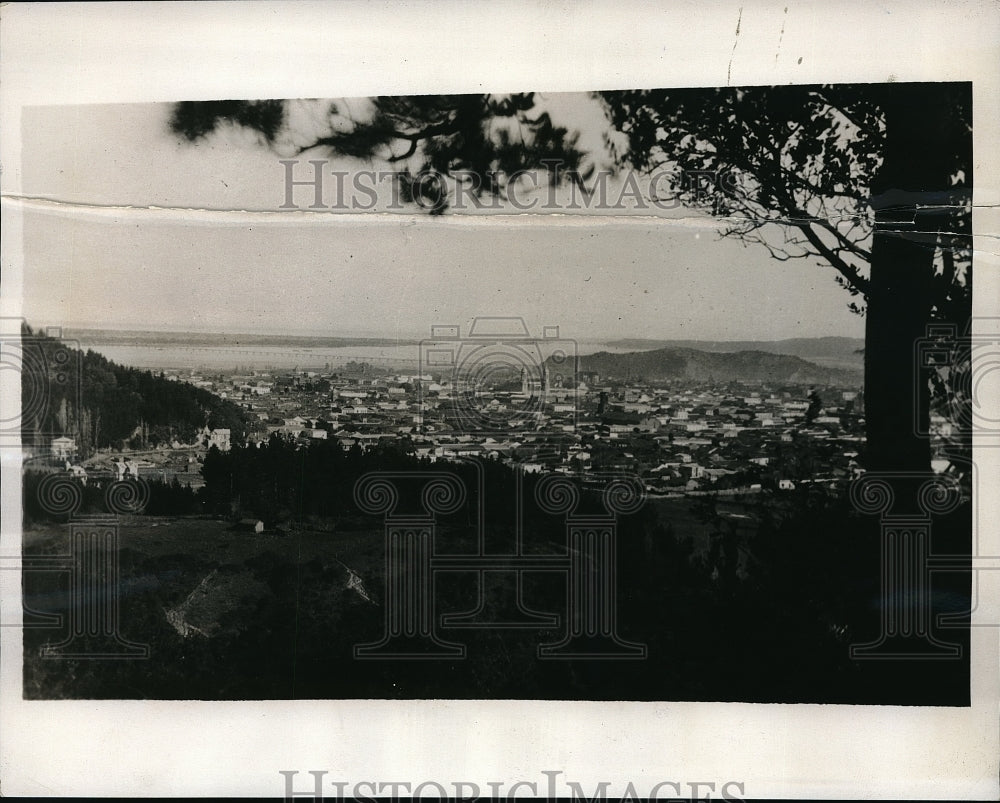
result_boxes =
[563,346,861,386]
[21,324,249,457]
[606,336,865,370]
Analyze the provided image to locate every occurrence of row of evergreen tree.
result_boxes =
[22,472,200,525]
[199,435,556,529]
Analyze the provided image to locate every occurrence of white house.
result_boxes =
[209,428,231,452]
[50,436,76,459]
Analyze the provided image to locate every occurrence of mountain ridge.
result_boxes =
[606,336,864,365]
[559,346,862,386]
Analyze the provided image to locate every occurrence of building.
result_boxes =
[209,428,231,452]
[50,436,76,459]
[113,459,142,481]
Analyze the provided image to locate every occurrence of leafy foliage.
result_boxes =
[170,94,591,214]
[598,83,972,318]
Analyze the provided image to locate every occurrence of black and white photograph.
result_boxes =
[2,2,998,799]
[13,82,979,705]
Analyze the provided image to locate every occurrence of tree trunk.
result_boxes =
[864,83,965,474]
[863,233,933,472]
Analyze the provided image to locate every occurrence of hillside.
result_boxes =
[567,346,861,386]
[21,323,249,457]
[606,336,865,369]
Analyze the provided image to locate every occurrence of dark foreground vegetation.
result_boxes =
[23,440,970,704]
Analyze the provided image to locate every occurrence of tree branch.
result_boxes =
[797,222,872,296]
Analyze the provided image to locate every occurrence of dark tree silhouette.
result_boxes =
[170,95,591,214]
[804,388,823,425]
[598,83,972,472]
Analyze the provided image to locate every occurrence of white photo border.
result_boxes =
[1,1,998,798]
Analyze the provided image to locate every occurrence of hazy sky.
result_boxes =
[18,99,866,342]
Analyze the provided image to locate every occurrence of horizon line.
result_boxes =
[50,321,865,344]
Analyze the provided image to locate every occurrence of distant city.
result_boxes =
[156,362,867,493]
[38,326,905,499]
